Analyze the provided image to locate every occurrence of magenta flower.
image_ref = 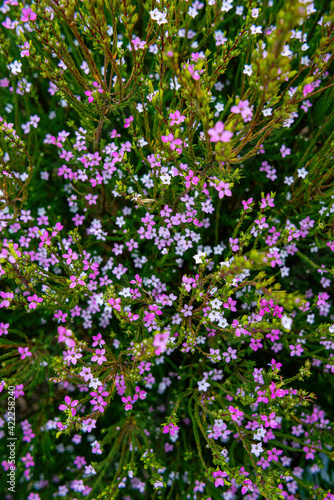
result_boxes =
[20,7,37,22]
[132,36,146,50]
[261,412,278,428]
[84,81,103,103]
[124,115,134,128]
[242,197,253,210]
[108,297,121,311]
[241,479,253,494]
[216,181,232,198]
[39,230,51,248]
[229,237,239,252]
[208,121,233,143]
[231,100,253,121]
[59,395,79,417]
[0,322,9,336]
[212,470,228,487]
[92,333,105,348]
[69,276,86,288]
[169,110,186,126]
[303,83,314,97]
[91,348,107,365]
[184,170,199,189]
[163,423,179,435]
[0,292,14,308]
[228,405,244,422]
[27,294,43,310]
[57,327,75,348]
[267,447,283,462]
[62,248,78,265]
[18,347,32,360]
[260,193,275,208]
[21,452,35,468]
[153,331,170,355]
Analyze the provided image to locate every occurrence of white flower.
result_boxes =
[250,25,262,35]
[251,442,264,457]
[197,378,210,391]
[116,216,126,227]
[218,317,229,328]
[243,64,253,76]
[188,7,198,17]
[297,167,308,179]
[281,314,293,330]
[193,250,206,264]
[284,176,294,185]
[210,298,222,309]
[138,137,148,147]
[221,0,233,12]
[280,266,290,277]
[8,60,22,75]
[160,173,171,185]
[253,426,266,441]
[307,313,315,324]
[89,378,102,390]
[301,55,311,65]
[262,108,272,117]
[281,45,293,57]
[251,8,259,17]
[149,8,168,24]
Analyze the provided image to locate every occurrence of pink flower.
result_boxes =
[18,347,32,360]
[64,348,82,365]
[2,18,19,29]
[39,230,51,248]
[208,121,233,143]
[124,115,134,128]
[260,193,275,208]
[84,81,103,103]
[153,331,170,355]
[229,406,244,422]
[27,294,43,310]
[229,237,239,252]
[267,447,283,462]
[169,110,186,126]
[57,327,75,347]
[216,181,232,198]
[59,395,79,417]
[163,423,180,435]
[132,36,146,50]
[20,7,37,22]
[261,412,278,428]
[0,292,14,308]
[91,348,107,365]
[289,343,304,357]
[231,100,253,121]
[303,83,314,97]
[69,276,85,288]
[108,297,121,311]
[184,170,199,189]
[0,322,9,336]
[241,479,253,494]
[242,197,253,210]
[212,470,228,488]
